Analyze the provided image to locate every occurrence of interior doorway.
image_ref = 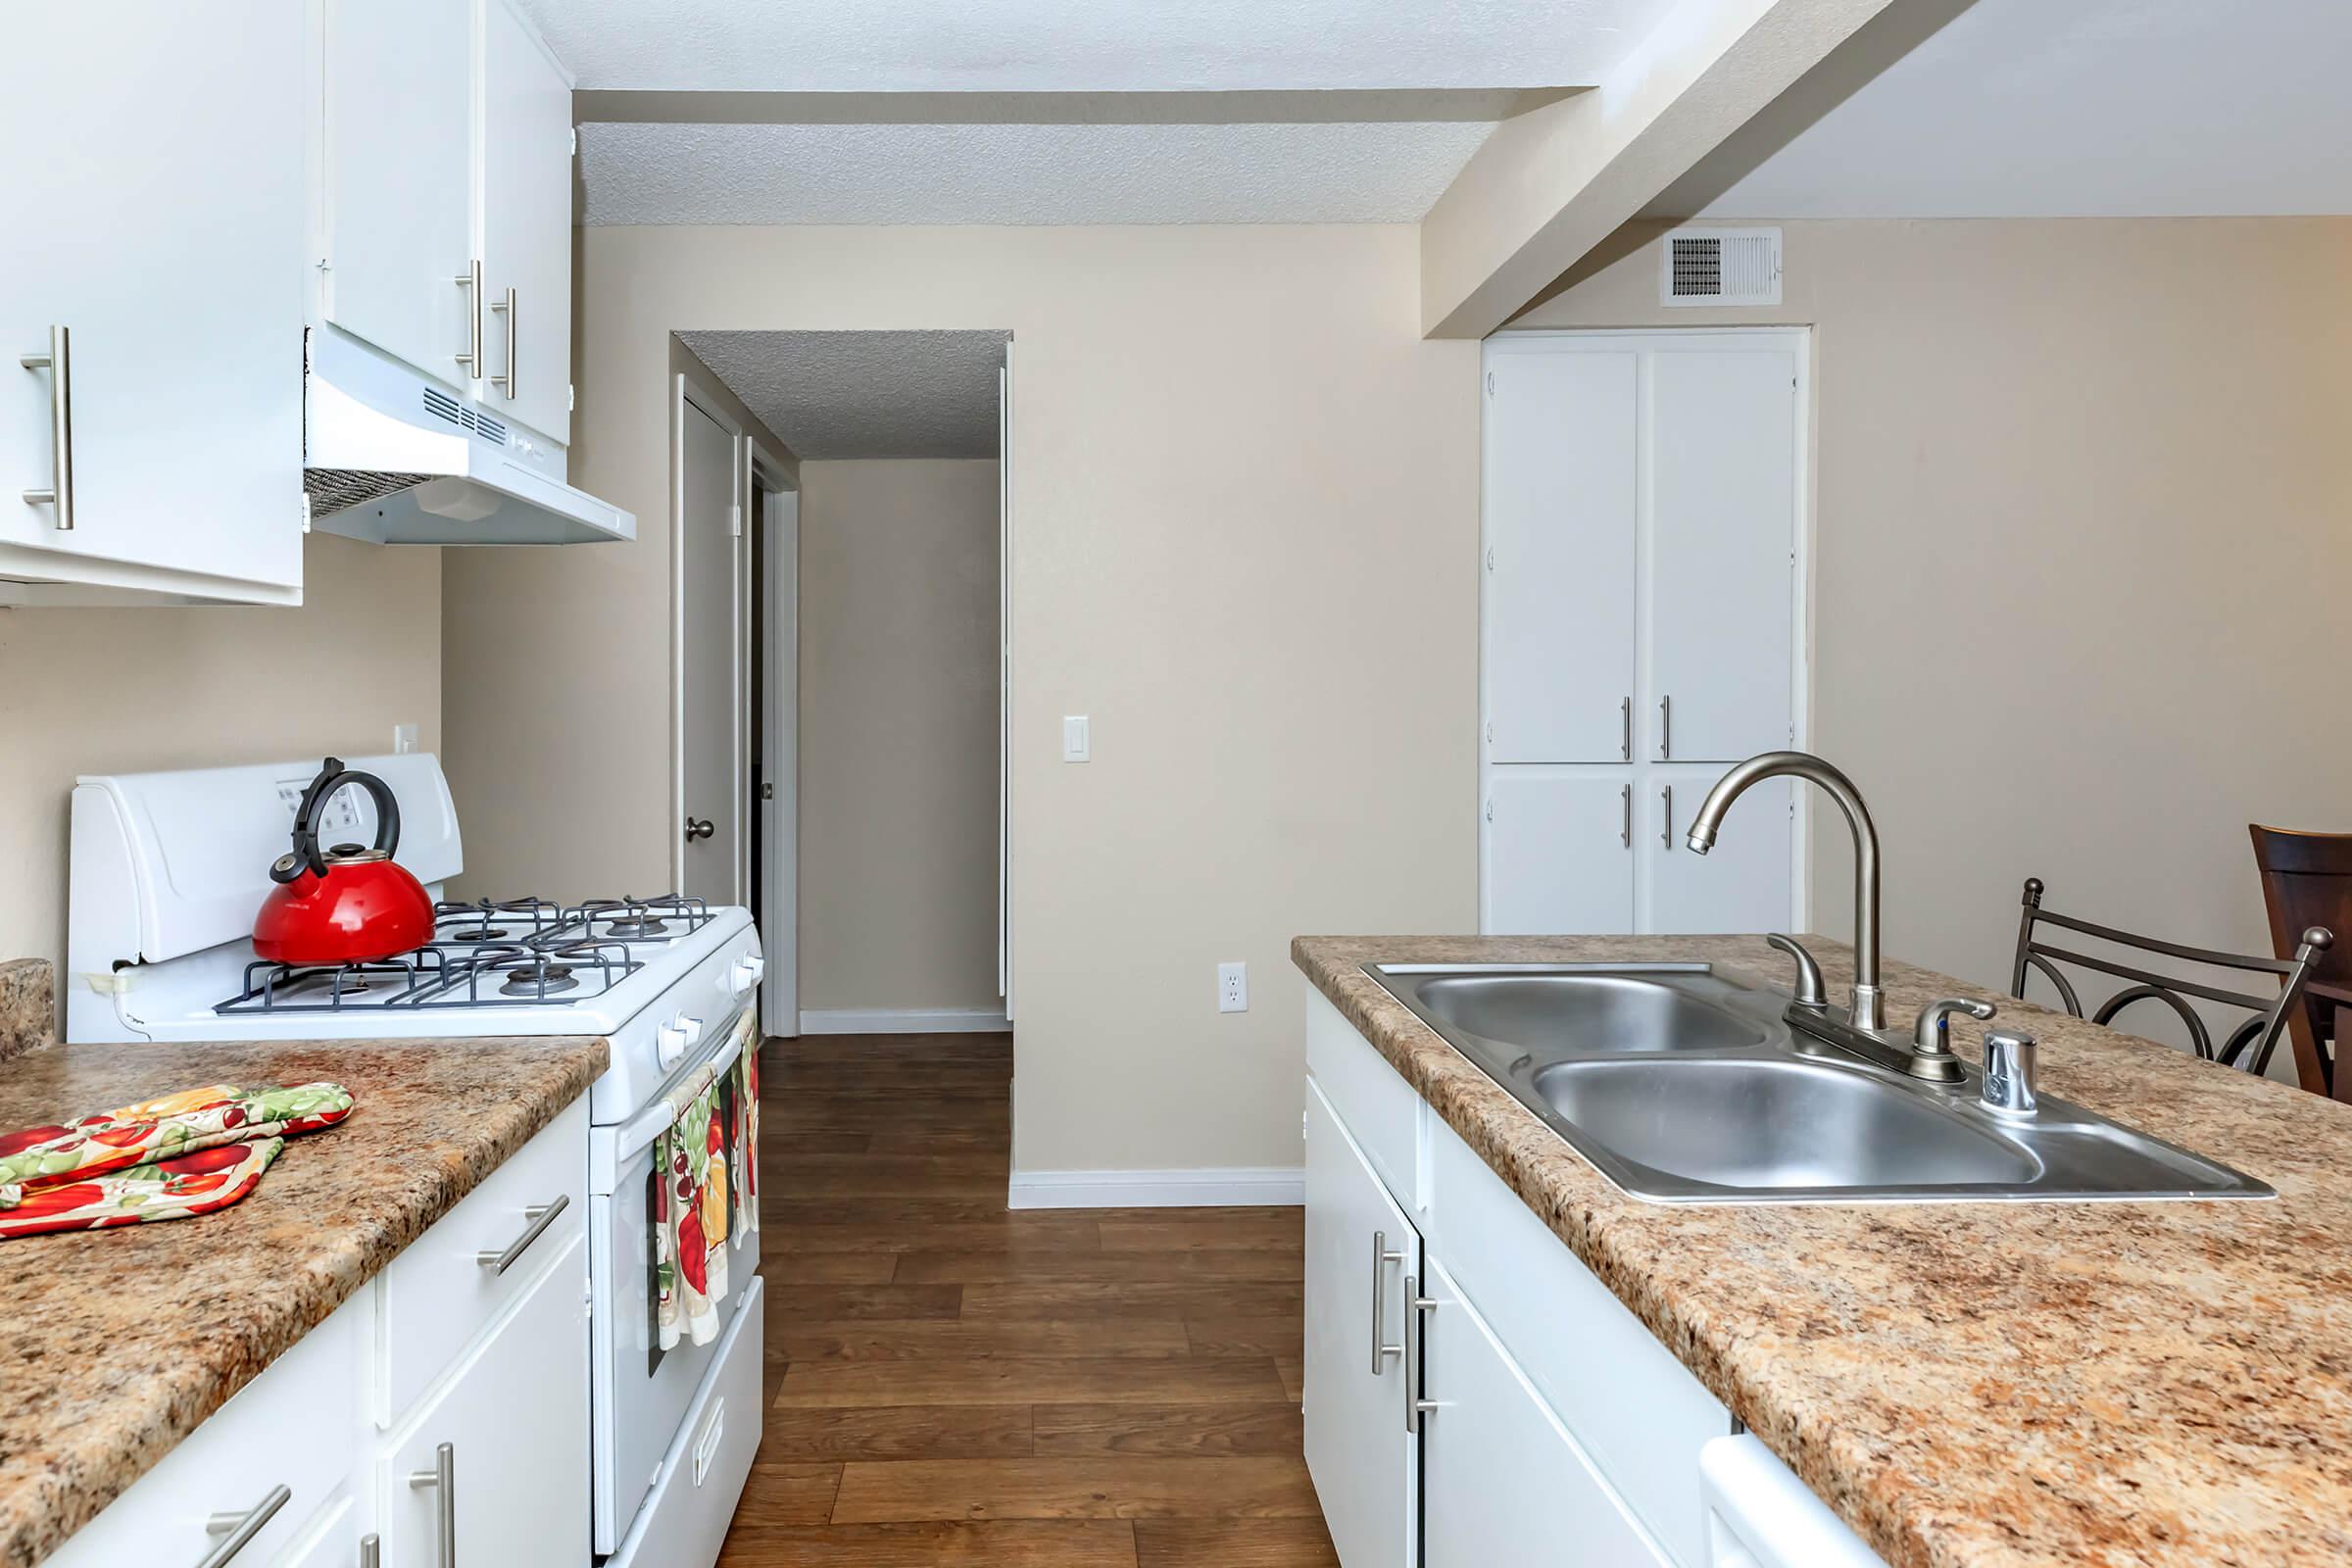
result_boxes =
[675,328,1012,1039]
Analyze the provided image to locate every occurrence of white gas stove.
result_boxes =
[66,753,764,1566]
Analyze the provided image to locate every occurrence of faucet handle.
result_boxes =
[1913,996,1996,1055]
[1765,934,1827,1007]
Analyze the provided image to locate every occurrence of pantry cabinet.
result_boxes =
[0,2,306,606]
[1480,331,1804,936]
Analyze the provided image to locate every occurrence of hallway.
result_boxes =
[718,1033,1340,1566]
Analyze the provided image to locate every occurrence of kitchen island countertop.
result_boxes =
[0,1031,607,1567]
[1295,933,2352,1568]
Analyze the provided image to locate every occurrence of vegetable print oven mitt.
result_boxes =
[0,1082,354,1240]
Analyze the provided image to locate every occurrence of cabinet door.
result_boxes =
[0,2,303,598]
[383,1232,589,1568]
[1484,773,1634,936]
[320,0,476,391]
[1644,768,1792,935]
[1421,1257,1673,1568]
[482,0,573,443]
[1484,350,1638,762]
[1302,1079,1417,1568]
[1646,347,1797,762]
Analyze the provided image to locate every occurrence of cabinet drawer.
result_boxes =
[380,1097,587,1424]
[1305,987,1422,1209]
[1425,1115,1727,1568]
[45,1292,364,1568]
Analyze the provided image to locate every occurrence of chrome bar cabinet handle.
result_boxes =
[1619,696,1631,760]
[20,324,74,529]
[360,1534,380,1568]
[409,1441,456,1568]
[1403,1275,1441,1433]
[1660,784,1673,849]
[475,1193,567,1275]
[489,286,516,396]
[1370,1230,1403,1373]
[1620,784,1632,849]
[196,1484,290,1568]
[1658,693,1672,759]
[454,262,482,373]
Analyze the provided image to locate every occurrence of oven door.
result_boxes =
[590,1007,762,1553]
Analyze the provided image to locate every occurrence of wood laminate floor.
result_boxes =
[716,1033,1340,1568]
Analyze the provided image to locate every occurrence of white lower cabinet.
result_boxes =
[1302,1079,1420,1568]
[1421,1257,1670,1568]
[43,1109,589,1568]
[382,1231,589,1567]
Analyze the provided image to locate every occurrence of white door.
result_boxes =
[1484,774,1635,937]
[1483,351,1638,763]
[383,1232,590,1568]
[1421,1257,1673,1568]
[761,485,800,1033]
[481,0,573,443]
[319,0,475,392]
[678,390,745,906]
[997,349,1014,1019]
[1644,769,1792,935]
[0,2,303,597]
[1302,1080,1418,1568]
[1646,346,1798,762]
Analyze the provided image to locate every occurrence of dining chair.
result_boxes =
[2247,824,2352,1100]
[2009,877,2331,1080]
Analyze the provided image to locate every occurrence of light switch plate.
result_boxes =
[1217,961,1249,1012]
[1062,715,1091,762]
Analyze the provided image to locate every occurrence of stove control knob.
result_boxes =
[656,1018,690,1069]
[680,1014,705,1046]
[729,956,766,996]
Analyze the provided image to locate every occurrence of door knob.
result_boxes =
[684,815,715,842]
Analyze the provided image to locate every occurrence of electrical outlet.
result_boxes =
[1217,961,1249,1013]
[392,722,419,755]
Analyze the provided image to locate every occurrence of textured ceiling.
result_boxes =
[513,0,1674,91]
[581,120,1501,225]
[1698,0,2352,218]
[677,330,1009,459]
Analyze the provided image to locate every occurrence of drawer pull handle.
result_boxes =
[197,1485,289,1567]
[476,1193,569,1275]
[408,1441,457,1568]
[1371,1230,1404,1373]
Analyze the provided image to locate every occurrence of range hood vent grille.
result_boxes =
[420,386,508,447]
[304,468,437,514]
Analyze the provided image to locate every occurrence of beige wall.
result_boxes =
[443,224,1482,1174]
[1516,218,2352,1021]
[0,533,442,977]
[796,460,1002,1012]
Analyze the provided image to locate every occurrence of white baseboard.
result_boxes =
[797,1005,1009,1035]
[1007,1166,1304,1209]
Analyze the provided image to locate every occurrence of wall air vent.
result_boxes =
[1661,226,1783,308]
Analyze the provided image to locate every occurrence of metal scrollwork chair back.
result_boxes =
[2009,877,2333,1077]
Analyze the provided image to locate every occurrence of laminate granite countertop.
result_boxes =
[0,1031,608,1568]
[1294,933,2352,1568]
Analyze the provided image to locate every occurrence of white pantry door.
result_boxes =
[761,483,800,1033]
[677,387,745,906]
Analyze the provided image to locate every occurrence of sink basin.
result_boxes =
[1365,962,2272,1204]
[1530,1057,2040,1192]
[1413,972,1768,1054]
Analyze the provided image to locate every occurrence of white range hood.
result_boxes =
[303,330,634,546]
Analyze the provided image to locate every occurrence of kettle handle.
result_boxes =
[273,758,404,883]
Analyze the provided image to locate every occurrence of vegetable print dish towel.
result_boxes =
[652,1012,760,1363]
[0,1082,354,1239]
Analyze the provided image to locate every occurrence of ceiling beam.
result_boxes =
[1417,0,1899,338]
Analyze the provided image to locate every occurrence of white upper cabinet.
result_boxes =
[482,0,575,443]
[1483,351,1638,763]
[1647,347,1797,763]
[0,2,305,605]
[319,0,476,393]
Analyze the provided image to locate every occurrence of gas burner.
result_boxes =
[502,962,576,997]
[433,897,564,946]
[601,915,669,939]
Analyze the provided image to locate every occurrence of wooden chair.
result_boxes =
[2248,824,2352,1101]
[2009,877,2331,1080]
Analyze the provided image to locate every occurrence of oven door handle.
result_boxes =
[612,1012,753,1166]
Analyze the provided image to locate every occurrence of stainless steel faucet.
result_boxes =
[1689,750,1990,1083]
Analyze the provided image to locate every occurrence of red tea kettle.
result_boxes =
[252,759,435,965]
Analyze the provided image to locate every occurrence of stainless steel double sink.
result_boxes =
[1367,962,2272,1204]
